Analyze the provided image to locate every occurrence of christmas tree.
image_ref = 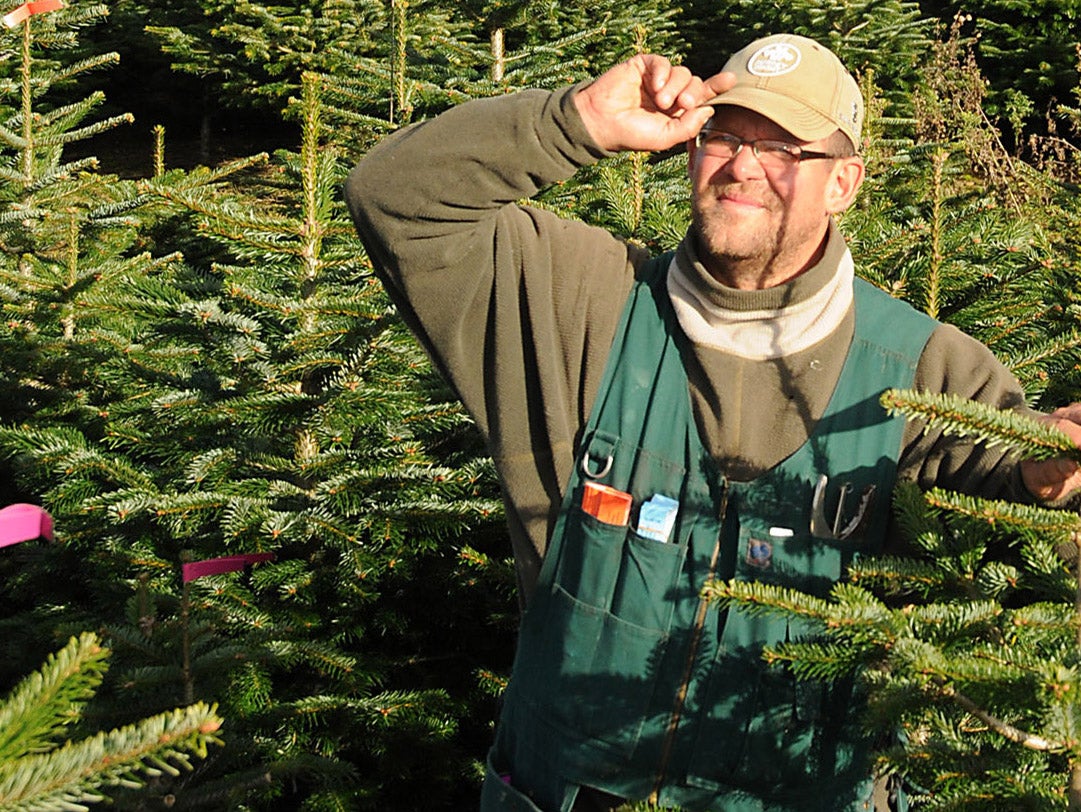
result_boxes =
[705,389,1081,809]
[0,6,510,805]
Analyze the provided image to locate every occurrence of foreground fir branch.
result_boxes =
[881,388,1081,462]
[704,388,1081,810]
[0,632,222,812]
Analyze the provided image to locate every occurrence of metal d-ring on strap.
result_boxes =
[580,451,613,480]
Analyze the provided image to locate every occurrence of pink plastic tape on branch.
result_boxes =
[182,552,276,584]
[0,503,54,549]
[3,0,64,28]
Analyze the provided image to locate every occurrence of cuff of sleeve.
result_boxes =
[550,80,617,164]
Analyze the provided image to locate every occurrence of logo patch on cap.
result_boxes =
[746,43,802,77]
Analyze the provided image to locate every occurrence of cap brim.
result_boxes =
[706,87,838,144]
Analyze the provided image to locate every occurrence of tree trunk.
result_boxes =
[1069,760,1081,812]
[491,27,504,84]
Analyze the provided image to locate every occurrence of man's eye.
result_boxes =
[760,141,797,156]
[706,133,736,147]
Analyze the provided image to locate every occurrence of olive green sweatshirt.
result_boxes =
[345,84,1033,603]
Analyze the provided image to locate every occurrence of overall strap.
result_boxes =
[852,276,937,361]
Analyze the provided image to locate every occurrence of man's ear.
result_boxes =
[686,138,699,177]
[825,155,865,214]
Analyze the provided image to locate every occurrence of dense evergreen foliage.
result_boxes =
[0,0,1079,809]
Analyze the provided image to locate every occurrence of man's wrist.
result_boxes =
[561,80,617,160]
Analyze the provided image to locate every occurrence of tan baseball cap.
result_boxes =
[707,34,863,153]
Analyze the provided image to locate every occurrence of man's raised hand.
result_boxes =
[574,54,735,154]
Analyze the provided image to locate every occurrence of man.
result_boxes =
[347,33,1081,812]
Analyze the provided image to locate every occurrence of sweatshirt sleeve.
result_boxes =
[344,84,648,594]
[899,322,1035,500]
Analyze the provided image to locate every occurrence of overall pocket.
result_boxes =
[551,507,625,610]
[609,529,687,629]
[518,585,670,758]
[553,502,687,625]
[735,523,851,597]
[523,472,689,758]
[481,750,546,812]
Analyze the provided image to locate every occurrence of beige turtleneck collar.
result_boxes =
[667,220,853,360]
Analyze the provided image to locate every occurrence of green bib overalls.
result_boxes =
[482,255,936,811]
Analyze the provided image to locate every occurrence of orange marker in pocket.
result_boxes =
[581,481,633,526]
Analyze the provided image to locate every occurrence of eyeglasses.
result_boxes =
[694,129,838,168]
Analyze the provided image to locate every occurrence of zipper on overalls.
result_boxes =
[648,478,730,805]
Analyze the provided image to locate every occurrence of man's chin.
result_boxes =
[690,232,758,269]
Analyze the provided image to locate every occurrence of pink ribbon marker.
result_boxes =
[0,503,54,548]
[3,0,64,28]
[182,552,275,583]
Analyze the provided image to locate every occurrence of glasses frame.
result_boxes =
[694,129,838,165]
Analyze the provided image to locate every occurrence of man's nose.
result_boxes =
[724,142,766,181]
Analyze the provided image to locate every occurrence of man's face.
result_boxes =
[687,105,860,290]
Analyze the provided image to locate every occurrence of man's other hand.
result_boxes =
[1022,404,1081,502]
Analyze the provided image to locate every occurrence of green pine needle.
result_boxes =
[923,487,1081,540]
[880,388,1081,462]
[0,633,109,765]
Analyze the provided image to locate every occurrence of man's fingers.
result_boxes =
[1041,407,1081,451]
[641,53,675,93]
[1050,403,1081,429]
[642,57,721,113]
[1023,404,1081,501]
[667,105,715,142]
[657,69,738,124]
[703,70,738,99]
[576,55,732,152]
[1022,457,1081,502]
[648,64,698,112]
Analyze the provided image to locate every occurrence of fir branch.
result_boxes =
[44,53,121,89]
[700,578,832,621]
[265,641,357,681]
[0,703,223,811]
[880,388,1081,461]
[36,115,135,148]
[761,640,871,682]
[904,600,1004,646]
[0,633,108,765]
[1004,602,1075,641]
[18,159,100,193]
[933,677,1060,753]
[923,487,1081,541]
[150,186,293,236]
[710,575,1067,754]
[1005,327,1081,382]
[848,555,945,594]
[0,634,222,811]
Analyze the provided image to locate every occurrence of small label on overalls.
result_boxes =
[746,537,773,568]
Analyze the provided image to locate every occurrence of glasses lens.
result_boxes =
[756,140,801,166]
[697,131,740,159]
